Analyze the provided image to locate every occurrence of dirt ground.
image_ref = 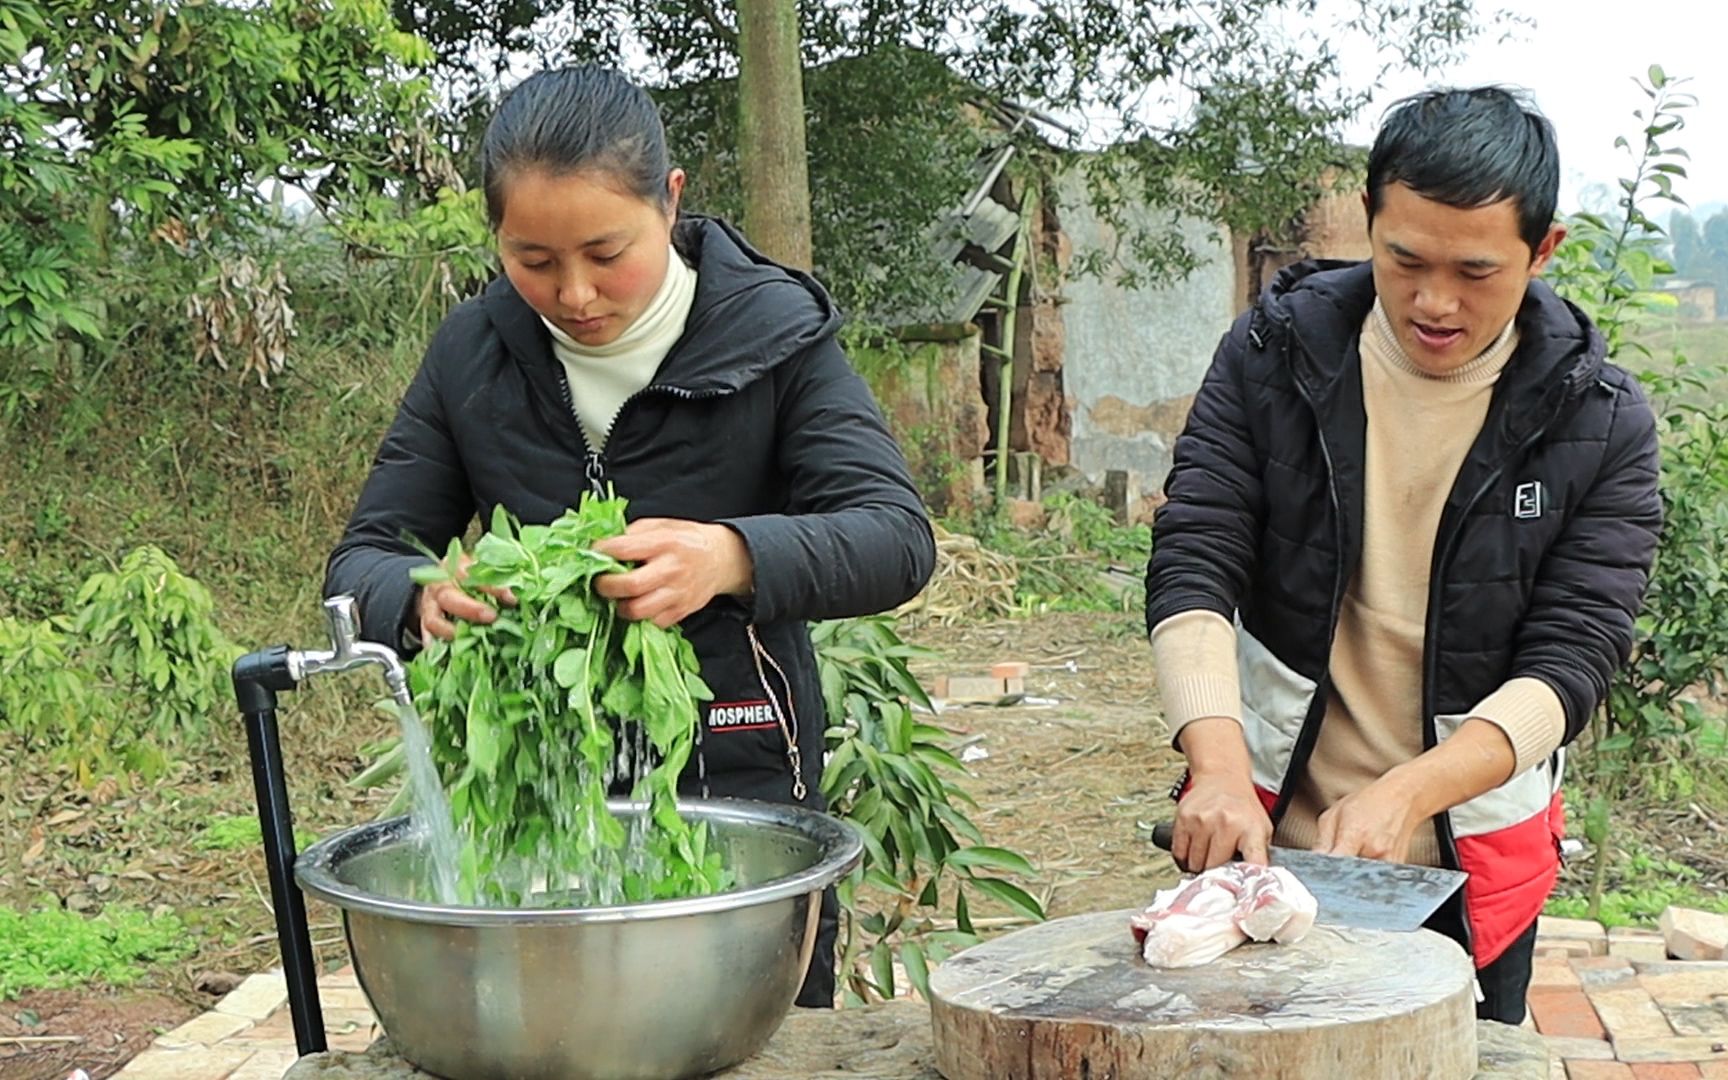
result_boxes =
[899,611,1189,918]
[0,989,194,1080]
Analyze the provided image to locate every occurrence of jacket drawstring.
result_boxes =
[746,624,806,801]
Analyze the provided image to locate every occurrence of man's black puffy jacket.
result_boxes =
[1146,259,1662,861]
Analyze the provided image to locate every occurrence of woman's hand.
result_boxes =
[593,519,754,628]
[417,552,517,642]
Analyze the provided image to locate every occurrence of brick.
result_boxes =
[1697,1064,1728,1078]
[1530,988,1607,1039]
[112,1047,257,1079]
[225,1048,300,1080]
[215,971,289,1022]
[154,1010,254,1048]
[990,661,1031,680]
[1630,1066,1704,1079]
[315,986,375,1013]
[321,964,361,989]
[1612,1038,1728,1063]
[1545,1034,1617,1059]
[1535,955,1586,990]
[1575,956,1639,988]
[1662,908,1728,962]
[227,1009,296,1044]
[1542,940,1602,959]
[932,674,1020,701]
[1612,929,1673,962]
[1592,986,1678,1039]
[1567,1064,1634,1079]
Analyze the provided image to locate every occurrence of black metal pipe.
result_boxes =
[235,647,327,1057]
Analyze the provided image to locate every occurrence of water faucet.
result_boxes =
[287,595,411,702]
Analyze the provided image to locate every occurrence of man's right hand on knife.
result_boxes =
[1171,716,1274,872]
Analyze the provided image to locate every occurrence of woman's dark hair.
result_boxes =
[480,65,671,228]
[1367,86,1560,256]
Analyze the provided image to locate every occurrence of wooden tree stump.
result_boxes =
[929,910,1478,1080]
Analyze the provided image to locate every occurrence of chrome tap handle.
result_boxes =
[322,596,361,658]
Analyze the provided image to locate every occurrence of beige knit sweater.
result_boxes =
[1151,302,1565,865]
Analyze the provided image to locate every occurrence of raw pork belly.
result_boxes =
[1129,863,1317,968]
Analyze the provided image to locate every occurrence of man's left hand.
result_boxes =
[1313,768,1432,863]
[593,518,754,629]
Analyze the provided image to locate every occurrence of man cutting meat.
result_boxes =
[1145,86,1662,1023]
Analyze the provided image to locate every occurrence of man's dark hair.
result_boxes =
[1367,87,1560,255]
[480,65,672,229]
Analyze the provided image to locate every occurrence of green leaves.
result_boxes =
[407,494,728,907]
[816,614,1045,1005]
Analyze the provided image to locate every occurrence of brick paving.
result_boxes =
[105,919,1728,1079]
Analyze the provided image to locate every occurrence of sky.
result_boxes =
[1338,0,1725,219]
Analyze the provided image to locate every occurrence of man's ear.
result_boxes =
[1529,222,1567,275]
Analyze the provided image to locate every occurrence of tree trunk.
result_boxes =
[736,0,813,270]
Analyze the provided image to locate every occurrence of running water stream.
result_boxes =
[390,695,462,905]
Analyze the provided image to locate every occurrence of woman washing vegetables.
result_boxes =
[324,66,935,1006]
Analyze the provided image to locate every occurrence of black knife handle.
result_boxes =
[1151,821,1175,851]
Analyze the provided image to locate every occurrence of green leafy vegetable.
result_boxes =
[406,494,728,906]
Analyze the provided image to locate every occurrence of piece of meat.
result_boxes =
[1130,861,1318,967]
[1236,866,1317,943]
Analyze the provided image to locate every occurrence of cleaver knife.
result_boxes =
[1149,821,1466,933]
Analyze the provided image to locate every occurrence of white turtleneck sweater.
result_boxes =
[541,246,698,449]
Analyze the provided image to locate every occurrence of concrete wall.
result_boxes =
[1053,169,1237,486]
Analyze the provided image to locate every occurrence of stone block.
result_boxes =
[1611,929,1672,963]
[1641,967,1728,1006]
[1574,956,1637,988]
[1591,986,1677,1040]
[1662,908,1728,963]
[1543,916,1609,956]
[1543,1034,1616,1060]
[1612,1037,1728,1063]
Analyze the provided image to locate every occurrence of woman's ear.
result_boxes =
[665,168,687,222]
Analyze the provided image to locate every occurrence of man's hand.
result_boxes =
[1315,717,1517,862]
[417,552,517,642]
[593,519,754,629]
[1171,716,1273,871]
[1314,770,1429,862]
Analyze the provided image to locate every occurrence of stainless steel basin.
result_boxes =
[294,798,863,1080]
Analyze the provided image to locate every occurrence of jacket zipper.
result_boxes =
[1277,365,1351,825]
[553,365,727,498]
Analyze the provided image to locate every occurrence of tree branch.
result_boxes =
[686,0,738,47]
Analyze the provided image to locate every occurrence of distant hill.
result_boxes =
[1673,201,1727,226]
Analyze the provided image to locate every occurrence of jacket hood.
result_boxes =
[479,214,842,395]
[1253,259,1607,407]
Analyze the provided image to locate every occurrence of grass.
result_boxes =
[192,814,315,853]
[0,906,194,999]
[1544,888,1728,930]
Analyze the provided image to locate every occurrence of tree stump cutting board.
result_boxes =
[929,910,1477,1080]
